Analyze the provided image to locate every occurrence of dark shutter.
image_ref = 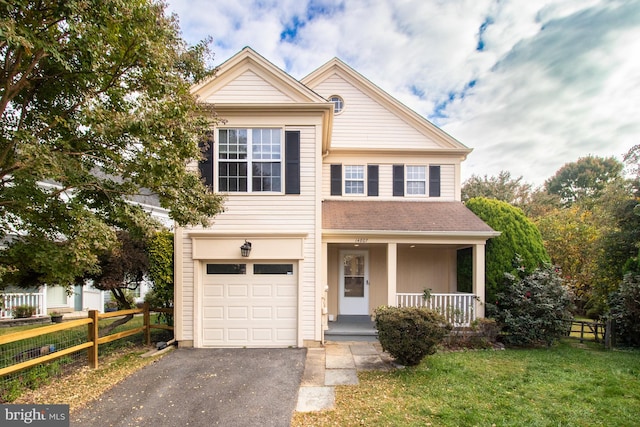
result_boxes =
[330,164,342,196]
[367,165,379,196]
[198,130,214,191]
[285,131,300,194]
[429,165,441,197]
[393,164,404,196]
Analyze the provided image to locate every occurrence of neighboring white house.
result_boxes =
[174,47,499,348]
[0,191,172,319]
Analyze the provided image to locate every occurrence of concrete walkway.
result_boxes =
[296,341,394,412]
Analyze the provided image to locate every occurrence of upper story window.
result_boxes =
[393,164,441,197]
[329,95,344,114]
[218,128,281,192]
[406,165,426,195]
[344,165,365,194]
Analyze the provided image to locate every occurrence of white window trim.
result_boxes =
[329,95,344,114]
[405,165,427,197]
[216,127,284,194]
[344,165,366,196]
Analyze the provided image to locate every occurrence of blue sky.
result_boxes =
[166,0,640,186]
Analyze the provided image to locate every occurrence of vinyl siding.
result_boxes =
[181,237,194,340]
[322,160,458,200]
[312,74,442,150]
[179,125,318,342]
[202,70,296,104]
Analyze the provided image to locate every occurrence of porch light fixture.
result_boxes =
[240,240,252,257]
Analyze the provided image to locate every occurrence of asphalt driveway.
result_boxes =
[71,347,307,427]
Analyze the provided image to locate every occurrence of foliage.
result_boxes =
[490,260,573,347]
[89,230,148,309]
[11,304,35,318]
[521,188,563,219]
[535,206,601,313]
[544,155,624,207]
[607,273,640,347]
[462,170,532,207]
[146,231,174,308]
[465,197,550,302]
[374,306,449,366]
[0,0,225,292]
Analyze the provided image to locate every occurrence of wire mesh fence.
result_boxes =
[0,309,173,402]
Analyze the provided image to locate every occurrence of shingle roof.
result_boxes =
[322,200,497,234]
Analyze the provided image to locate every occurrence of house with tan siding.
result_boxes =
[174,47,498,348]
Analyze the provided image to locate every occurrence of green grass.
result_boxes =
[293,340,640,427]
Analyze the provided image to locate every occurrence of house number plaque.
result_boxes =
[355,238,368,243]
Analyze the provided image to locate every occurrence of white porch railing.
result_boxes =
[396,293,477,327]
[0,292,47,319]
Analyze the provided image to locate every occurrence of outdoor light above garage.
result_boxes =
[240,240,252,257]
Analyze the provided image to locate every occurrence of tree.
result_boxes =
[465,197,550,303]
[535,206,600,314]
[544,156,624,207]
[0,0,224,291]
[462,171,532,208]
[89,230,148,307]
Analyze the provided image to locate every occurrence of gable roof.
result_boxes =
[322,200,498,237]
[191,47,328,104]
[302,58,471,155]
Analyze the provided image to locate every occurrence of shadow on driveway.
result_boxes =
[71,347,307,427]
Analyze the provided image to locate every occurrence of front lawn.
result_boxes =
[293,340,640,426]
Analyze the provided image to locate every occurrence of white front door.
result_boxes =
[339,250,369,315]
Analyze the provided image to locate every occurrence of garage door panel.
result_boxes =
[252,306,273,319]
[228,329,249,341]
[202,262,297,347]
[203,328,224,341]
[227,306,248,319]
[203,284,223,297]
[252,285,272,297]
[276,284,296,297]
[252,329,273,341]
[228,284,249,297]
[276,306,297,319]
[203,306,223,319]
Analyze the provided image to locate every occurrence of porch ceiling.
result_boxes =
[322,200,497,235]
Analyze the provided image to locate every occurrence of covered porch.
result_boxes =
[321,200,499,331]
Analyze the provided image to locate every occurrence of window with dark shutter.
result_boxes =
[330,164,342,196]
[429,165,441,197]
[393,165,404,196]
[285,131,300,194]
[367,165,379,196]
[198,130,214,191]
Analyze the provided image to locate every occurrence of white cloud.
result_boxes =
[166,0,640,186]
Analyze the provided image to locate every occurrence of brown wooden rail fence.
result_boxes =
[566,319,614,349]
[0,303,173,378]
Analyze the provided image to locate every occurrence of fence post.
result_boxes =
[144,302,151,346]
[604,319,613,350]
[88,310,99,369]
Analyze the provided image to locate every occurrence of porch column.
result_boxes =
[473,243,486,318]
[387,243,397,306]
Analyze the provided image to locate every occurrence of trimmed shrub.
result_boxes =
[12,304,35,318]
[491,260,573,347]
[374,306,450,366]
[607,273,640,347]
[465,197,550,303]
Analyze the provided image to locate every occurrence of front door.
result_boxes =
[339,250,369,315]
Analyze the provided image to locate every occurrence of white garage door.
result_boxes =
[202,262,297,347]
